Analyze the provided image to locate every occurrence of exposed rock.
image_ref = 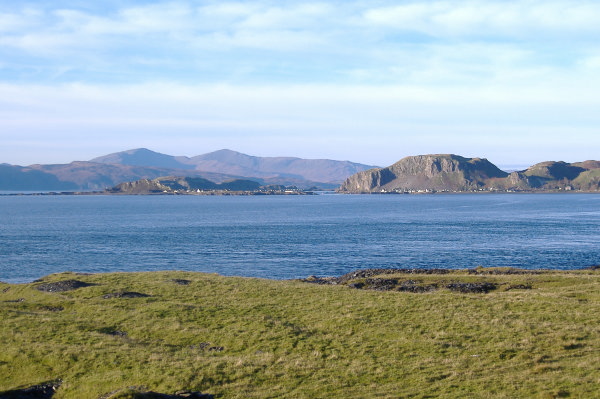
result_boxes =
[97,327,127,336]
[39,305,64,312]
[102,291,150,299]
[35,280,95,293]
[208,346,224,352]
[348,282,365,289]
[338,154,507,193]
[347,278,439,293]
[398,280,438,293]
[446,282,497,293]
[106,176,265,194]
[189,342,224,352]
[107,179,170,194]
[336,268,451,283]
[338,154,600,193]
[99,387,213,399]
[169,279,192,285]
[3,298,25,303]
[303,269,448,285]
[506,284,533,290]
[302,276,338,285]
[467,267,544,275]
[364,278,399,291]
[0,379,61,399]
[302,268,523,294]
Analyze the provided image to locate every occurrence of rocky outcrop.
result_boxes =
[35,280,95,292]
[338,154,600,193]
[338,154,508,193]
[0,380,61,398]
[106,176,265,194]
[108,179,170,194]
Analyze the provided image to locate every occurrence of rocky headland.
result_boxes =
[338,154,600,193]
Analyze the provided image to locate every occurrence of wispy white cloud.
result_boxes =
[363,1,600,39]
[1,0,598,85]
[1,1,599,165]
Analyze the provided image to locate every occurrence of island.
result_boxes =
[338,154,600,193]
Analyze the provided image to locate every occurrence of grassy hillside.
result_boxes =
[1,269,599,398]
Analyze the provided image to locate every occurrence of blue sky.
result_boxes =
[1,0,599,167]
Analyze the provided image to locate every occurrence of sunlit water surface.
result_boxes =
[1,193,599,283]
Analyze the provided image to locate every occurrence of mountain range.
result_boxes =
[2,150,598,193]
[0,149,376,191]
[338,154,600,193]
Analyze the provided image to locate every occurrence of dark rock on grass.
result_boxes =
[97,327,127,336]
[100,388,213,399]
[35,280,95,293]
[467,267,544,275]
[3,298,25,303]
[348,278,438,293]
[348,282,365,289]
[506,284,533,290]
[207,346,224,352]
[303,268,451,285]
[398,280,438,293]
[301,276,338,285]
[169,279,192,285]
[39,305,64,312]
[337,268,451,283]
[446,282,497,293]
[0,379,61,399]
[189,342,224,352]
[364,278,399,291]
[102,291,151,299]
[584,265,600,270]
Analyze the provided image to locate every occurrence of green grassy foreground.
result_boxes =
[1,269,599,398]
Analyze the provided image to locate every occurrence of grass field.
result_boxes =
[1,268,599,398]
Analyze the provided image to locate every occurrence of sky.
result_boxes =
[1,0,599,168]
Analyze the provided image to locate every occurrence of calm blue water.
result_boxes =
[1,194,599,283]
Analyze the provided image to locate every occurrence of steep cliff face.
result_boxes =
[338,155,508,193]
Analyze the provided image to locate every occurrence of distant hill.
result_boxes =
[0,149,375,191]
[0,164,78,191]
[92,148,377,185]
[338,155,600,193]
[3,162,241,191]
[339,154,508,193]
[91,148,195,170]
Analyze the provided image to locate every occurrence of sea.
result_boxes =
[1,193,599,283]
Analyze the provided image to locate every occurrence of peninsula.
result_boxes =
[338,154,600,193]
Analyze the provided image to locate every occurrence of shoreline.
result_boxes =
[2,188,599,196]
[3,265,599,286]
